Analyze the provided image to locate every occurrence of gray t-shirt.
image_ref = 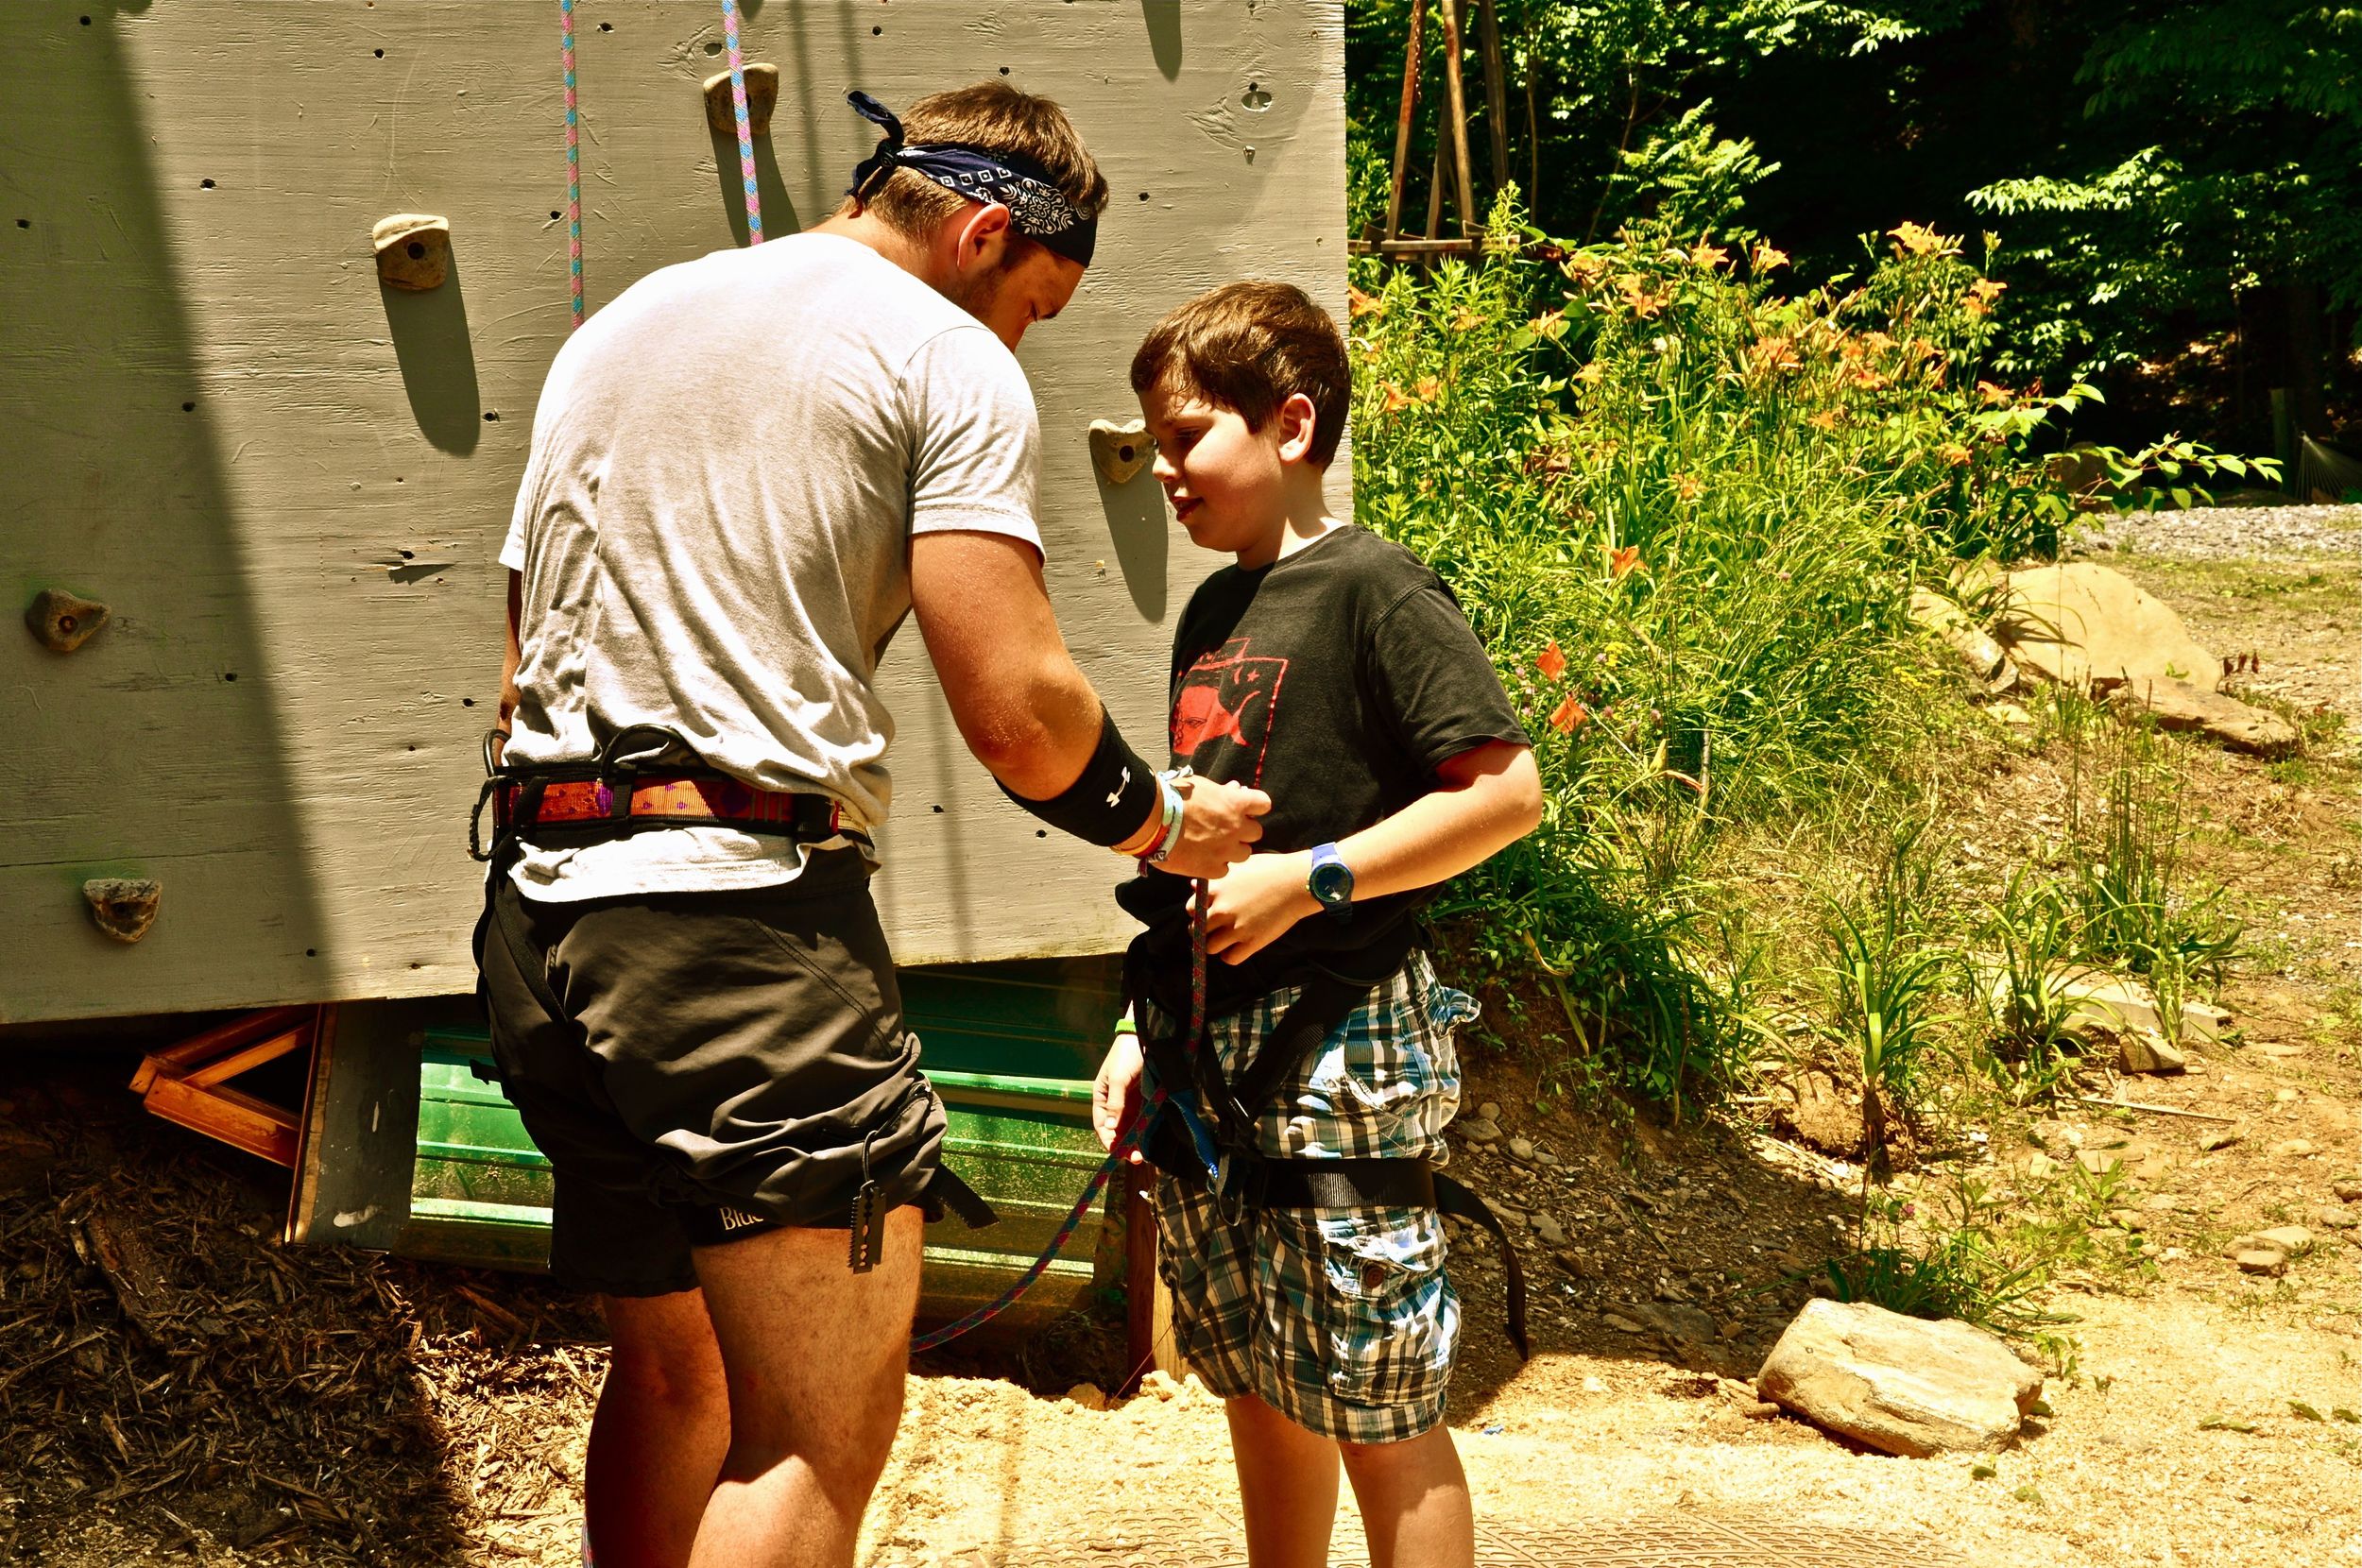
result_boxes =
[498,231,1043,901]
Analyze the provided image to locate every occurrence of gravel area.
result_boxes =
[2075,502,2362,561]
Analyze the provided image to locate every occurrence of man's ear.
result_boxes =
[950,201,1014,270]
[1275,392,1322,465]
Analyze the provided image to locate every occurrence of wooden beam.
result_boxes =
[1383,0,1426,242]
[128,1004,314,1094]
[1348,236,1486,256]
[186,1022,310,1087]
[142,1075,300,1167]
[1476,0,1512,197]
[1434,0,1479,233]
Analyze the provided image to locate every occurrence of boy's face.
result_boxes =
[1138,383,1292,558]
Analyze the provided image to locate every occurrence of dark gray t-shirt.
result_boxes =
[499,232,1043,901]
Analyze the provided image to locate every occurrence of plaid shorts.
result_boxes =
[1146,951,1475,1444]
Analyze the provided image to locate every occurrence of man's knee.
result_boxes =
[602,1289,727,1415]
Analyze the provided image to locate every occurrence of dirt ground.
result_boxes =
[1,511,2354,1566]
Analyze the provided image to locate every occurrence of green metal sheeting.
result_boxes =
[400,958,1129,1330]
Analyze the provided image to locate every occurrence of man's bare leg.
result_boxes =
[1224,1392,1342,1568]
[685,1208,924,1568]
[588,1289,730,1568]
[1339,1423,1474,1568]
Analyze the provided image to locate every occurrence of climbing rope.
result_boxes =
[558,0,583,328]
[912,881,1207,1355]
[721,0,763,244]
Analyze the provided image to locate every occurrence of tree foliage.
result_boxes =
[1346,0,2362,443]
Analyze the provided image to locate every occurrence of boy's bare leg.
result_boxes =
[1339,1424,1475,1568]
[590,1289,731,1568]
[1225,1392,1343,1568]
[684,1208,925,1568]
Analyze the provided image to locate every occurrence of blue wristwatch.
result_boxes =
[1307,843,1354,913]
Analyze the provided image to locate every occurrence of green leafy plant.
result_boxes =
[1976,866,2096,1105]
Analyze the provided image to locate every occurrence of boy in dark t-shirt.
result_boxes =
[1091,282,1541,1566]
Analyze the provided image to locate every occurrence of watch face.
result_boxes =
[1309,859,1354,907]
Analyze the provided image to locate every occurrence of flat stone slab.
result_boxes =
[2108,676,2300,758]
[952,1509,1971,1566]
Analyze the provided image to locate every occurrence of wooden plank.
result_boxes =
[185,1020,311,1087]
[128,1004,314,1093]
[284,997,452,1251]
[142,1074,300,1167]
[0,3,1351,1024]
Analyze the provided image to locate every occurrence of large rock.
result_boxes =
[1754,1299,2043,1457]
[1996,563,2218,693]
[2108,677,2300,758]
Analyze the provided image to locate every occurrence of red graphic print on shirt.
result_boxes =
[1170,637,1286,785]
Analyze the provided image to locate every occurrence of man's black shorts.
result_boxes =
[473,846,947,1298]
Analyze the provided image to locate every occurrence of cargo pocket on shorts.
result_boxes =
[1312,1210,1454,1406]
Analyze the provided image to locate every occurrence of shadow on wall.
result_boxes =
[382,247,482,458]
[1141,0,1183,80]
[0,4,333,1022]
[1098,468,1170,624]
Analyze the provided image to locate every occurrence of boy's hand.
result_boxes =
[1204,851,1319,965]
[1092,1033,1149,1163]
[1154,776,1271,880]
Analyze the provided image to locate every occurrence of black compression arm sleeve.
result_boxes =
[997,708,1163,846]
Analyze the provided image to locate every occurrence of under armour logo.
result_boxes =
[1106,766,1130,810]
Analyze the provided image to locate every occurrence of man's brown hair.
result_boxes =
[1130,282,1351,468]
[849,81,1108,243]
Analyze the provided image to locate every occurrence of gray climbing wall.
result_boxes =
[0,0,1349,1025]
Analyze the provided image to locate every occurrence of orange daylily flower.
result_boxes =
[1939,442,1974,467]
[1689,240,1730,270]
[1536,640,1567,682]
[1413,375,1443,401]
[1977,380,2013,405]
[1549,695,1588,734]
[1380,383,1412,413]
[1607,544,1642,580]
[1889,221,1949,258]
[1753,242,1789,270]
[1346,284,1382,318]
[1808,408,1842,431]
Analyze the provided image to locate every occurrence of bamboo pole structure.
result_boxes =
[1434,0,1479,232]
[1476,0,1512,197]
[1383,0,1427,241]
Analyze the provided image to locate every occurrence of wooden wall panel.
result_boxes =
[0,1,1349,1024]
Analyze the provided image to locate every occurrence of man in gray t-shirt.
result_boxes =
[476,83,1267,1565]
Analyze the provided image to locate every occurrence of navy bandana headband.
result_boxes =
[846,91,1098,268]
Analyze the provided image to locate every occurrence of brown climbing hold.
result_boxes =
[83,878,162,945]
[372,213,451,291]
[703,62,779,138]
[1088,418,1155,486]
[25,588,109,654]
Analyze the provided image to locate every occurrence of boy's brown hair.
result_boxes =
[1130,281,1351,468]
[848,81,1109,245]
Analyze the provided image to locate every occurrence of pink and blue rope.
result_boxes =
[559,0,583,328]
[722,0,763,244]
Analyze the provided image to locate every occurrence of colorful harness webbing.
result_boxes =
[559,0,583,328]
[721,0,763,244]
[911,883,1206,1355]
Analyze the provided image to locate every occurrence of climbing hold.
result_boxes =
[1088,418,1155,486]
[702,62,778,138]
[84,878,162,944]
[372,213,452,291]
[24,588,109,654]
